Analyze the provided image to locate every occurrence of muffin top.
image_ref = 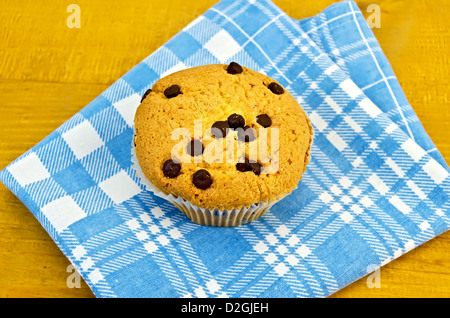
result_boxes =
[134,63,312,210]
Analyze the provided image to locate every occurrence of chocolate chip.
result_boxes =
[236,158,262,176]
[187,140,204,157]
[237,125,256,142]
[163,159,181,178]
[164,85,181,98]
[268,82,284,95]
[256,114,272,127]
[249,162,262,175]
[193,169,212,190]
[236,157,249,172]
[227,113,245,129]
[227,62,243,74]
[141,89,152,103]
[211,121,229,138]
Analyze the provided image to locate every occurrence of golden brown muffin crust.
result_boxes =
[134,64,312,210]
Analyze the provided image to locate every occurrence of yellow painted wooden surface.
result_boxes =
[0,0,449,298]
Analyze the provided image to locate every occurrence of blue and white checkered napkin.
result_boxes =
[1,0,449,297]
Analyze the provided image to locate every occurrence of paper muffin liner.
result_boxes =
[130,138,281,227]
[130,117,313,227]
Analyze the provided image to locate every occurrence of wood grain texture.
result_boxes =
[0,0,449,298]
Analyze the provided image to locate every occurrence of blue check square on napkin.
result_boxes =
[1,0,449,297]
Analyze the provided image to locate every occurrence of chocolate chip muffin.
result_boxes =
[133,63,313,226]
